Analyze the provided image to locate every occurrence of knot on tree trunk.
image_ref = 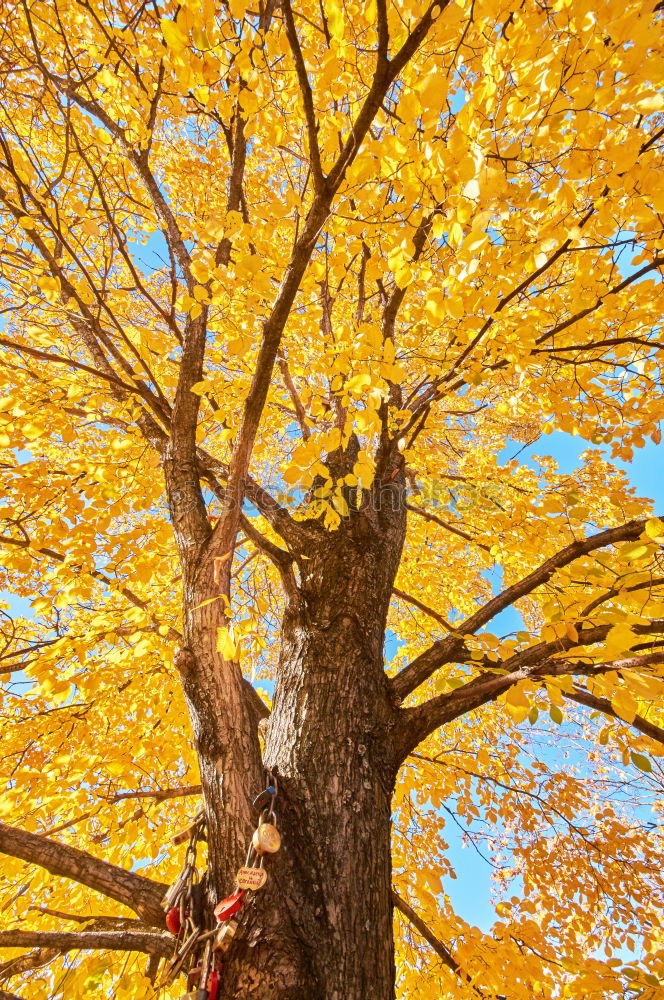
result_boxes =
[174,646,197,677]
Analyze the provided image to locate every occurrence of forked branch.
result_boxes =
[205,0,446,593]
[393,650,664,762]
[391,518,655,700]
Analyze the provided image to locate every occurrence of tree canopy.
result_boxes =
[0,0,663,996]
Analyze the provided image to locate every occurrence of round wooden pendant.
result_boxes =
[236,865,268,890]
[252,822,281,855]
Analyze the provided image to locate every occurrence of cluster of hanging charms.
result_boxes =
[159,771,280,999]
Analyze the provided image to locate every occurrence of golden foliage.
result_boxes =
[0,0,663,994]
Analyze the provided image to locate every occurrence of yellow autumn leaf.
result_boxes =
[645,516,664,541]
[326,0,344,40]
[216,626,238,660]
[504,684,530,709]
[618,541,649,561]
[611,689,638,724]
[604,623,640,657]
[161,18,188,52]
[345,373,372,395]
[332,492,349,518]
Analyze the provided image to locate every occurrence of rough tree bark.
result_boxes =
[169,460,408,1000]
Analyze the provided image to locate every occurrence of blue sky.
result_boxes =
[442,430,663,930]
[504,431,662,504]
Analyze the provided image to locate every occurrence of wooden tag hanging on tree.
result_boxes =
[236,865,267,890]
[252,822,281,855]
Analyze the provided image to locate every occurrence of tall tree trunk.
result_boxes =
[176,474,407,999]
[205,480,403,1000]
[177,557,264,895]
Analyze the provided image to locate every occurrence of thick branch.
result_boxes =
[392,519,652,699]
[375,0,389,66]
[0,929,171,958]
[107,785,202,803]
[282,0,325,192]
[204,194,332,594]
[0,947,59,981]
[392,890,460,976]
[127,150,193,288]
[327,0,448,192]
[0,917,151,980]
[165,311,212,556]
[393,650,664,762]
[0,821,166,926]
[564,686,664,746]
[206,2,444,590]
[376,203,445,465]
[502,620,664,675]
[216,108,248,266]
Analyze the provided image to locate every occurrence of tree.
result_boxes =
[0,0,663,995]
